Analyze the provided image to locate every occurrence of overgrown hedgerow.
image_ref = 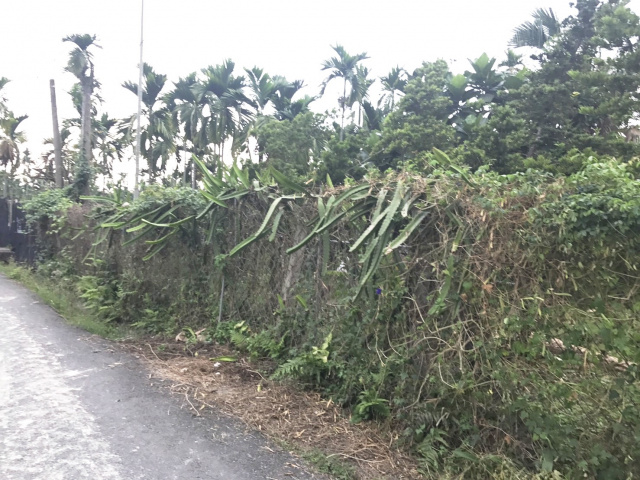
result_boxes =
[24,154,640,479]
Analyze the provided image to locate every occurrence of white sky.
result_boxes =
[4,0,640,178]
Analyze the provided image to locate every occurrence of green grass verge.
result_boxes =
[298,449,359,480]
[0,262,125,340]
[270,438,358,480]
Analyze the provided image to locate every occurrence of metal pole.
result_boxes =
[134,0,144,199]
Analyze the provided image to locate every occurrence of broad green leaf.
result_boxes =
[232,163,250,189]
[228,197,286,257]
[432,147,451,166]
[122,227,153,246]
[373,188,388,218]
[317,197,326,217]
[286,229,318,254]
[193,155,223,189]
[326,173,334,189]
[350,184,404,254]
[333,184,370,206]
[321,231,330,276]
[295,295,308,310]
[126,223,147,233]
[452,449,478,462]
[269,208,284,242]
[384,210,429,254]
[451,227,465,252]
[197,198,226,220]
[227,234,260,257]
[218,189,250,200]
[270,167,306,193]
[315,210,349,234]
[427,256,455,316]
[401,193,421,218]
[433,148,476,187]
[145,229,178,245]
[142,243,167,261]
[100,222,126,228]
[142,215,195,228]
[354,228,391,300]
[349,206,390,252]
[376,181,405,247]
[122,205,180,245]
[210,356,237,362]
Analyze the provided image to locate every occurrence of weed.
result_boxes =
[0,263,122,339]
[351,388,390,423]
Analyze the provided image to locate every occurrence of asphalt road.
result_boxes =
[0,274,325,480]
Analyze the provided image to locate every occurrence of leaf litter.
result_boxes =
[125,340,422,479]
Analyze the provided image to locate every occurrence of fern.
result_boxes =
[272,355,310,380]
[273,334,333,384]
[416,428,449,474]
[230,330,248,350]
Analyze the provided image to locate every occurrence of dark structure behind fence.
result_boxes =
[0,198,35,263]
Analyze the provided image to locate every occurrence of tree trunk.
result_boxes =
[191,146,196,189]
[8,197,12,229]
[340,79,346,141]
[75,77,93,196]
[182,144,187,186]
[50,80,64,189]
[527,126,542,158]
[81,79,93,165]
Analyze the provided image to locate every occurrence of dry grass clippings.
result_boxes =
[126,340,422,480]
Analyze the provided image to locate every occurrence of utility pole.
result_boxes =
[134,0,144,200]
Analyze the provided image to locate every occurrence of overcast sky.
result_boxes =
[4,0,640,171]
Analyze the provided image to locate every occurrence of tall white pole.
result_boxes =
[134,0,144,200]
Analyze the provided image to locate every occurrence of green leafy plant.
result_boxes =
[351,388,390,423]
[273,333,334,384]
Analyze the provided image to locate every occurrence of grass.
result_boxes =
[271,439,358,480]
[0,262,126,340]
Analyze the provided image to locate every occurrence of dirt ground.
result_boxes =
[123,339,423,480]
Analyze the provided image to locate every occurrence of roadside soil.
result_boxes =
[123,339,423,480]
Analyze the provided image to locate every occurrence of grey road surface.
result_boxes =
[0,274,324,480]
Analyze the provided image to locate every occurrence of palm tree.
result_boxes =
[270,79,315,121]
[378,67,407,111]
[500,49,524,72]
[41,128,74,185]
[321,45,369,140]
[63,34,101,193]
[0,113,27,169]
[362,101,386,131]
[192,60,251,165]
[0,112,27,202]
[165,73,206,187]
[243,71,315,163]
[244,67,282,116]
[0,77,10,117]
[347,65,374,127]
[93,113,126,179]
[510,8,561,49]
[123,63,176,179]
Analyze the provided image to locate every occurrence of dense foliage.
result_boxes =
[5,1,640,478]
[20,150,640,478]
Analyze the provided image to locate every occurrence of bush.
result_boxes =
[26,153,640,478]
